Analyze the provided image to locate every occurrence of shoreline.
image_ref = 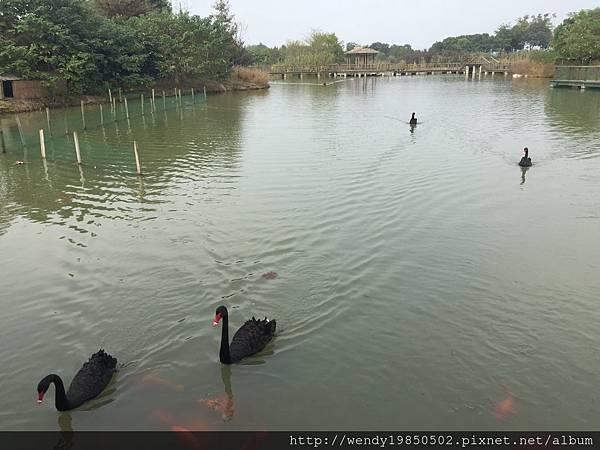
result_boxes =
[0,80,270,116]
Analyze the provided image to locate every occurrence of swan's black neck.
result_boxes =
[47,374,71,411]
[219,313,232,364]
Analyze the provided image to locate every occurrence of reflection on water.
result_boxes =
[1,78,600,430]
[520,166,529,185]
[545,87,600,160]
[220,365,234,422]
[58,413,72,432]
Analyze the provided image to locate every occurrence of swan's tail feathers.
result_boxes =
[265,319,276,336]
[91,349,118,371]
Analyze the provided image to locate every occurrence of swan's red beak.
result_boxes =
[213,313,222,326]
[37,392,44,403]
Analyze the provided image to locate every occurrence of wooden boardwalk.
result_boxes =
[552,66,600,89]
[269,63,511,78]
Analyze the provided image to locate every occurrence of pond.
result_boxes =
[1,75,600,430]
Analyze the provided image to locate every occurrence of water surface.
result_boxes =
[1,76,600,430]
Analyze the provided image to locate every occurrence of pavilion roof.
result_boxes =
[344,46,379,55]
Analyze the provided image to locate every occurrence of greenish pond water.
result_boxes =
[1,76,600,430]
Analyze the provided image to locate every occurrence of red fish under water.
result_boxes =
[262,271,278,280]
[493,385,514,420]
[151,408,212,432]
[171,426,203,450]
[198,394,234,421]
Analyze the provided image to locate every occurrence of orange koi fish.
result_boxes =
[493,385,514,420]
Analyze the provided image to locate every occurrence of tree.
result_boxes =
[94,0,171,19]
[526,14,554,48]
[370,42,390,59]
[0,0,151,93]
[131,11,236,82]
[0,0,240,93]
[346,42,358,52]
[306,31,344,64]
[553,8,600,62]
[246,44,281,66]
[388,44,416,62]
[494,24,514,51]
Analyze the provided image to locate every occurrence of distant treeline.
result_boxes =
[0,0,245,95]
[247,8,600,66]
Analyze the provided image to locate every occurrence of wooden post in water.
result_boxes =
[73,131,82,164]
[133,141,142,175]
[191,88,195,103]
[0,130,5,153]
[141,93,144,115]
[45,107,52,138]
[162,90,166,110]
[119,88,122,102]
[80,100,86,130]
[152,89,156,112]
[100,104,104,126]
[203,86,207,99]
[15,115,26,147]
[178,88,182,103]
[124,97,130,119]
[39,129,46,159]
[113,98,117,119]
[108,88,113,104]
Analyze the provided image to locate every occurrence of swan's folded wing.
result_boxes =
[229,318,276,361]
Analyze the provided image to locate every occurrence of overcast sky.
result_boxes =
[183,0,599,49]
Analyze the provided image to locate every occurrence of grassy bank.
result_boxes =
[0,68,270,116]
[504,51,556,78]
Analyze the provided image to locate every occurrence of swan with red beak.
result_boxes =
[212,305,276,364]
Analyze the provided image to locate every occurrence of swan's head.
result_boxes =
[524,147,529,157]
[213,305,228,326]
[36,376,52,403]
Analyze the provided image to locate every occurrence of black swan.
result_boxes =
[519,147,532,167]
[409,112,417,125]
[37,349,117,411]
[213,305,276,364]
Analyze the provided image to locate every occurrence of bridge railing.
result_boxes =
[553,65,600,81]
[270,62,467,73]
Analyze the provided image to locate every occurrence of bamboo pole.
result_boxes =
[191,88,195,103]
[162,91,166,110]
[119,88,122,102]
[45,107,52,138]
[39,129,46,159]
[203,86,207,99]
[152,89,156,112]
[124,97,130,119]
[108,88,113,104]
[80,100,86,130]
[73,131,82,164]
[100,104,104,126]
[141,93,144,115]
[113,98,117,119]
[133,141,142,175]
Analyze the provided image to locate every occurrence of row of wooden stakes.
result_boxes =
[37,129,143,175]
